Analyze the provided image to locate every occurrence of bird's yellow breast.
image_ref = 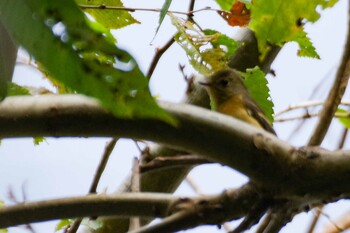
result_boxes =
[216,95,262,129]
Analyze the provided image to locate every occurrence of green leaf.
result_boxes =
[171,14,237,74]
[7,82,31,96]
[76,0,139,29]
[81,218,104,230]
[0,21,17,99]
[55,219,73,231]
[154,0,172,38]
[34,137,46,146]
[320,0,338,8]
[215,0,235,11]
[249,0,338,58]
[336,109,350,128]
[0,0,174,124]
[204,29,238,58]
[0,201,6,233]
[292,30,320,58]
[240,67,274,123]
[171,15,211,75]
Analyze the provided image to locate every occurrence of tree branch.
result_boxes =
[127,185,262,233]
[308,4,350,146]
[2,95,350,197]
[140,155,211,173]
[0,193,174,229]
[146,37,174,78]
[0,184,271,230]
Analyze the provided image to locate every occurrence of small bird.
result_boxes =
[200,69,276,135]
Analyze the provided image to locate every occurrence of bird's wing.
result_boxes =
[244,96,277,135]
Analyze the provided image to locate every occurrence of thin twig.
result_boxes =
[67,138,119,233]
[129,158,141,231]
[256,213,272,233]
[319,211,350,233]
[131,158,140,193]
[186,175,203,195]
[308,3,350,146]
[140,155,211,173]
[306,4,350,230]
[275,112,350,122]
[89,138,119,193]
[188,0,196,18]
[307,207,324,233]
[66,219,82,233]
[146,0,204,79]
[275,100,324,116]
[78,5,219,16]
[146,37,175,79]
[275,100,350,117]
[338,128,348,149]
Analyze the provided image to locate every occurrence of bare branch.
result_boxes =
[129,185,262,233]
[0,193,174,229]
[3,95,350,197]
[140,155,211,173]
[275,110,350,122]
[67,138,119,233]
[129,158,141,231]
[0,184,270,231]
[78,5,221,16]
[308,4,350,146]
[319,211,349,233]
[90,138,119,194]
[146,37,175,79]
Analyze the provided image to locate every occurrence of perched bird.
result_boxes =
[200,69,276,135]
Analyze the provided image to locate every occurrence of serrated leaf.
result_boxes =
[171,14,213,75]
[174,32,211,74]
[336,109,350,128]
[249,0,338,58]
[0,0,174,124]
[55,219,73,232]
[240,67,274,123]
[215,0,235,11]
[171,14,237,74]
[204,29,238,57]
[76,0,139,29]
[34,137,46,146]
[292,30,320,58]
[201,48,228,71]
[320,0,338,8]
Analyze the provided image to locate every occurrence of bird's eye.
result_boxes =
[218,79,229,87]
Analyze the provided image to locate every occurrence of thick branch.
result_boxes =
[0,185,263,230]
[0,193,173,228]
[2,95,350,197]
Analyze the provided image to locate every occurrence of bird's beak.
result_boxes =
[198,75,213,87]
[198,81,212,87]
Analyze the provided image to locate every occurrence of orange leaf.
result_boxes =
[219,1,251,27]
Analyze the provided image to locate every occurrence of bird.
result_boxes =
[200,68,276,135]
